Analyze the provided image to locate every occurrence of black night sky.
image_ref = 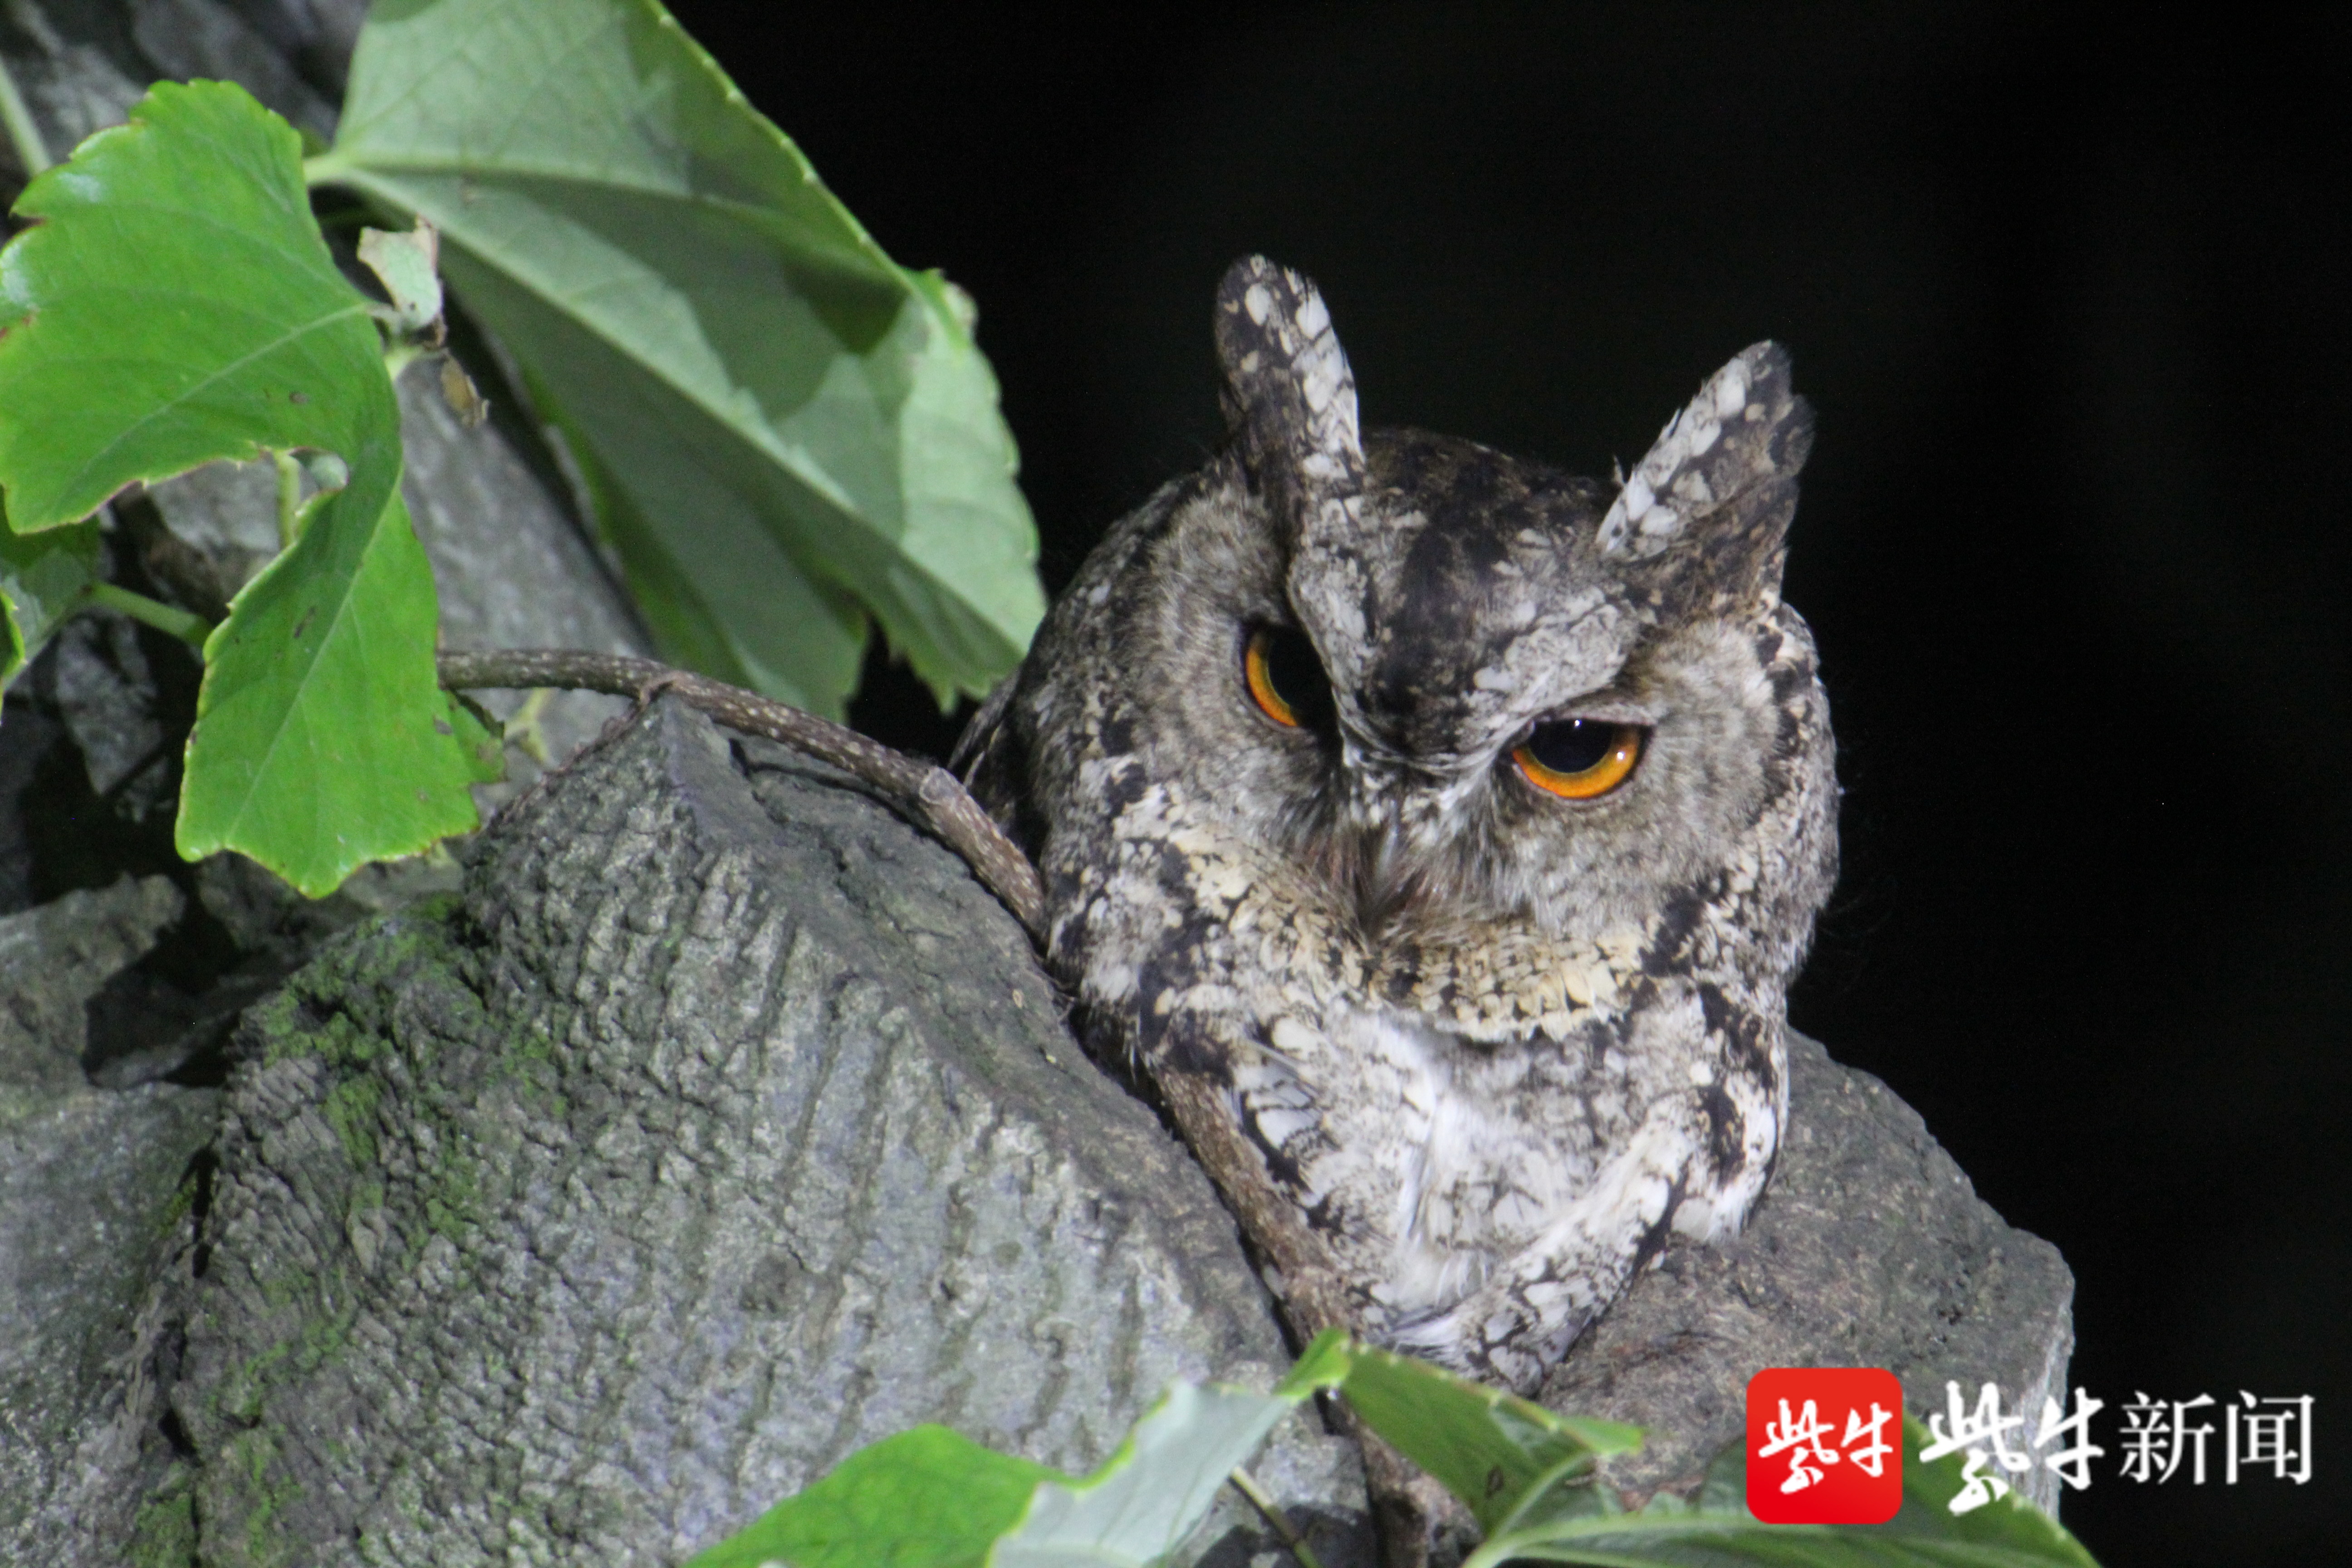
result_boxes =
[663,6,2349,1562]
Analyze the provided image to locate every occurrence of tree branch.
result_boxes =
[436,648,1044,942]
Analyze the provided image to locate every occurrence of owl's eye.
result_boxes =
[1242,624,1335,732]
[1513,718,1644,800]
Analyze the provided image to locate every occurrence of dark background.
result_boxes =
[666,5,2347,1563]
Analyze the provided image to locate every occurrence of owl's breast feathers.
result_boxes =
[1029,761,1788,1365]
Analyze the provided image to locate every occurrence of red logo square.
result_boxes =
[1745,1367,1905,1523]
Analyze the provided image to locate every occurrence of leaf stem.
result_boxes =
[85,581,213,649]
[504,685,555,765]
[300,149,352,188]
[0,46,52,180]
[1227,1467,1326,1568]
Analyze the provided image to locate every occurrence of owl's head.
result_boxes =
[1073,257,1837,964]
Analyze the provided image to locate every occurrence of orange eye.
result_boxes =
[1513,718,1644,800]
[1243,624,1333,731]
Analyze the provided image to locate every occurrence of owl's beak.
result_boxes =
[1332,813,1440,941]
[1320,721,1480,937]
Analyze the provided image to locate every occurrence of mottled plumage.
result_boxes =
[962,258,1838,1392]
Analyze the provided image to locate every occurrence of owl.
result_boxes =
[960,256,1838,1394]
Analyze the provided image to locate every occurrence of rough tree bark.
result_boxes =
[156,696,1372,1566]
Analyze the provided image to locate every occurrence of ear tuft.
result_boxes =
[1597,343,1813,608]
[1214,256,1364,541]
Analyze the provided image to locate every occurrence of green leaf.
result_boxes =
[1465,1417,2103,1568]
[177,480,495,895]
[995,1379,1320,1567]
[0,82,382,530]
[1335,1340,1642,1537]
[524,355,869,712]
[0,502,99,687]
[316,0,1045,717]
[356,218,444,335]
[686,1425,1058,1568]
[0,79,491,892]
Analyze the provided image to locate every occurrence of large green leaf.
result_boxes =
[314,0,1045,716]
[0,79,497,892]
[0,83,381,529]
[178,477,506,895]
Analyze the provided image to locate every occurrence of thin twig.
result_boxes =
[1229,1466,1327,1568]
[436,648,1044,941]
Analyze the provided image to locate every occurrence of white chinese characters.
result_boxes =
[2119,1391,2315,1487]
[1919,1382,2040,1513]
[1925,1382,2313,1515]
[1760,1397,1895,1494]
